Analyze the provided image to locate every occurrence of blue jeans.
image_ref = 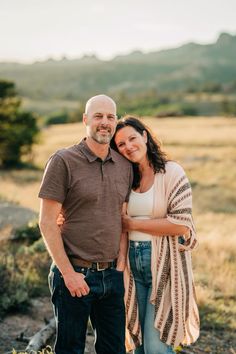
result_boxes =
[49,264,126,354]
[129,241,175,354]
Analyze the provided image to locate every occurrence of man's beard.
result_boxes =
[90,127,113,144]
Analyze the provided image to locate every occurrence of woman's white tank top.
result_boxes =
[127,185,154,241]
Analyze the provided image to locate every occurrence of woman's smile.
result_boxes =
[114,126,147,164]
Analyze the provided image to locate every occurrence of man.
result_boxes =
[38,95,133,354]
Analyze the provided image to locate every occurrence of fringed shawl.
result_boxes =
[124,161,200,351]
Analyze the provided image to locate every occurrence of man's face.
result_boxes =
[84,99,117,144]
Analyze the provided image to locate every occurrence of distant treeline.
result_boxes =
[43,90,236,126]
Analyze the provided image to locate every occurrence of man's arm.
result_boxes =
[39,198,90,297]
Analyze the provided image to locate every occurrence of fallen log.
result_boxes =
[25,318,56,352]
[24,318,96,353]
[16,331,31,343]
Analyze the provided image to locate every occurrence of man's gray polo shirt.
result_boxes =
[39,139,133,262]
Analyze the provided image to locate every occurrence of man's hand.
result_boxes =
[63,270,90,297]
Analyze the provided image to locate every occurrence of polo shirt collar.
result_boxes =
[79,138,117,163]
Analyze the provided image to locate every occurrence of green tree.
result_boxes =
[0,80,39,167]
[221,99,236,116]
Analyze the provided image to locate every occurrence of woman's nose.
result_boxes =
[126,141,133,151]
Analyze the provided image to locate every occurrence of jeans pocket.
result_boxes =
[48,267,63,304]
[73,266,89,277]
[142,247,152,266]
[111,268,125,296]
[114,268,124,274]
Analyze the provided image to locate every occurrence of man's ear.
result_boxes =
[83,113,87,126]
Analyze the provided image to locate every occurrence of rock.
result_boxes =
[0,202,37,240]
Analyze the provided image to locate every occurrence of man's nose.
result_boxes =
[100,115,109,124]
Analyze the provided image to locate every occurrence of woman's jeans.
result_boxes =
[48,264,126,354]
[129,241,175,354]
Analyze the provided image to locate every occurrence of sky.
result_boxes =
[0,0,236,63]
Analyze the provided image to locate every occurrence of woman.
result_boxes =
[110,116,199,354]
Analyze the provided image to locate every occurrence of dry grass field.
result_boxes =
[0,116,236,352]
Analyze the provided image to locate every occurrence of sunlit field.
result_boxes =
[0,116,236,332]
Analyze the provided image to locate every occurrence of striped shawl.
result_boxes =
[124,161,200,351]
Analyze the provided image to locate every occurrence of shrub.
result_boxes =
[11,220,41,244]
[45,111,69,125]
[0,255,29,316]
[0,221,50,316]
[0,80,40,167]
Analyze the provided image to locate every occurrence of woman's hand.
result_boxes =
[57,212,65,227]
[116,254,126,272]
[121,214,135,232]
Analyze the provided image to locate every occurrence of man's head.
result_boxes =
[83,94,117,144]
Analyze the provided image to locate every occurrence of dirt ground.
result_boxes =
[0,296,235,354]
[0,297,54,354]
[0,297,96,354]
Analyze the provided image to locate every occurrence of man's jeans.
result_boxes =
[49,264,126,354]
[129,241,175,354]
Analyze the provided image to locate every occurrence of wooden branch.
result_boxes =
[16,331,31,343]
[25,318,56,352]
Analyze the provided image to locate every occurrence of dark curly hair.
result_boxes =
[110,116,169,189]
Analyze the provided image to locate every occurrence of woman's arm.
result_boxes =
[116,232,128,271]
[122,214,189,236]
[116,203,129,271]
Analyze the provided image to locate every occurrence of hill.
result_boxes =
[0,32,236,101]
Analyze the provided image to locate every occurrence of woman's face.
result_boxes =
[114,126,148,164]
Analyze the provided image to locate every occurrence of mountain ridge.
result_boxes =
[0,32,236,100]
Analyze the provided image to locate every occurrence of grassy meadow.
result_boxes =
[0,116,236,333]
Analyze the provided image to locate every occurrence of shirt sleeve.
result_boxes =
[38,153,70,204]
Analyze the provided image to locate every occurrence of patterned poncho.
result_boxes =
[124,161,200,350]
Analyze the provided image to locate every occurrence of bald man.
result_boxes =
[39,95,133,354]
